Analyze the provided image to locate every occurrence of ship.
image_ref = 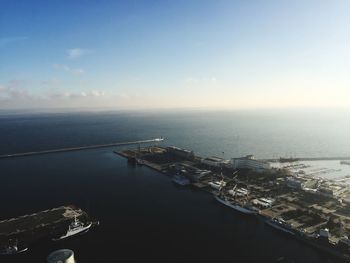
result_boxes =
[52,217,92,241]
[0,240,28,255]
[340,160,350,165]
[214,193,257,215]
[172,174,190,186]
[136,158,145,166]
[265,217,295,235]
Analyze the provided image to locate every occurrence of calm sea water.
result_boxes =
[1,110,350,263]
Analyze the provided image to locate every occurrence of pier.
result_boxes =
[0,138,164,159]
[263,157,350,162]
[0,206,93,244]
[116,145,350,261]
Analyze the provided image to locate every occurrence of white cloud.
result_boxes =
[66,48,91,59]
[47,90,106,99]
[0,84,30,101]
[53,64,85,75]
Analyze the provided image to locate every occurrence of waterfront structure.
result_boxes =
[231,155,271,172]
[285,176,316,190]
[47,249,75,263]
[116,145,350,261]
[201,156,230,168]
[286,176,304,189]
[167,146,194,160]
[317,184,348,198]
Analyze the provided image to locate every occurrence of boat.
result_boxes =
[0,240,28,255]
[265,217,295,235]
[52,217,92,241]
[136,158,145,166]
[340,160,350,165]
[172,174,190,186]
[214,193,257,215]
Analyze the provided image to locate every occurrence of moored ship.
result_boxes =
[214,193,257,215]
[52,217,92,241]
[265,217,295,235]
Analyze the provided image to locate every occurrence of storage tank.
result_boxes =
[47,249,75,263]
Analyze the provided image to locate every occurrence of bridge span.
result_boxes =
[0,138,164,159]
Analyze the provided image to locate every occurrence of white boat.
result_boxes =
[265,218,295,235]
[53,217,92,241]
[214,194,257,215]
[0,240,28,255]
[136,158,145,165]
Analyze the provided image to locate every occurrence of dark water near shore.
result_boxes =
[1,110,350,263]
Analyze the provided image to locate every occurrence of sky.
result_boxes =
[1,0,350,110]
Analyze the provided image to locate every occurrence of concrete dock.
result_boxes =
[0,206,89,244]
[116,145,350,260]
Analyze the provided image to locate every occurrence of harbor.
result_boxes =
[0,206,97,255]
[116,145,350,261]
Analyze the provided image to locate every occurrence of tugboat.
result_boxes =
[52,217,92,241]
[0,239,28,255]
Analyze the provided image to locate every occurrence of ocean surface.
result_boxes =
[1,109,350,263]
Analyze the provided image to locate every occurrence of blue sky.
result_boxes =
[1,0,349,110]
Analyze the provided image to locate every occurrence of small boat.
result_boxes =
[136,158,145,166]
[340,161,350,165]
[0,240,28,255]
[52,217,92,241]
[172,174,190,186]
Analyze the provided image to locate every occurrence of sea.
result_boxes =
[1,109,350,263]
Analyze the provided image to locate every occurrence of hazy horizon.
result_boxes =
[1,1,350,110]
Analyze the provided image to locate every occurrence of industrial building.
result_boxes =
[201,156,230,168]
[231,155,271,172]
[167,146,195,160]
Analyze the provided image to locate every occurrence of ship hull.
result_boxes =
[214,195,256,215]
[265,220,295,235]
[52,223,92,241]
[0,247,28,255]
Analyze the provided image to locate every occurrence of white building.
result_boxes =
[167,146,194,160]
[231,155,271,172]
[201,156,230,168]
